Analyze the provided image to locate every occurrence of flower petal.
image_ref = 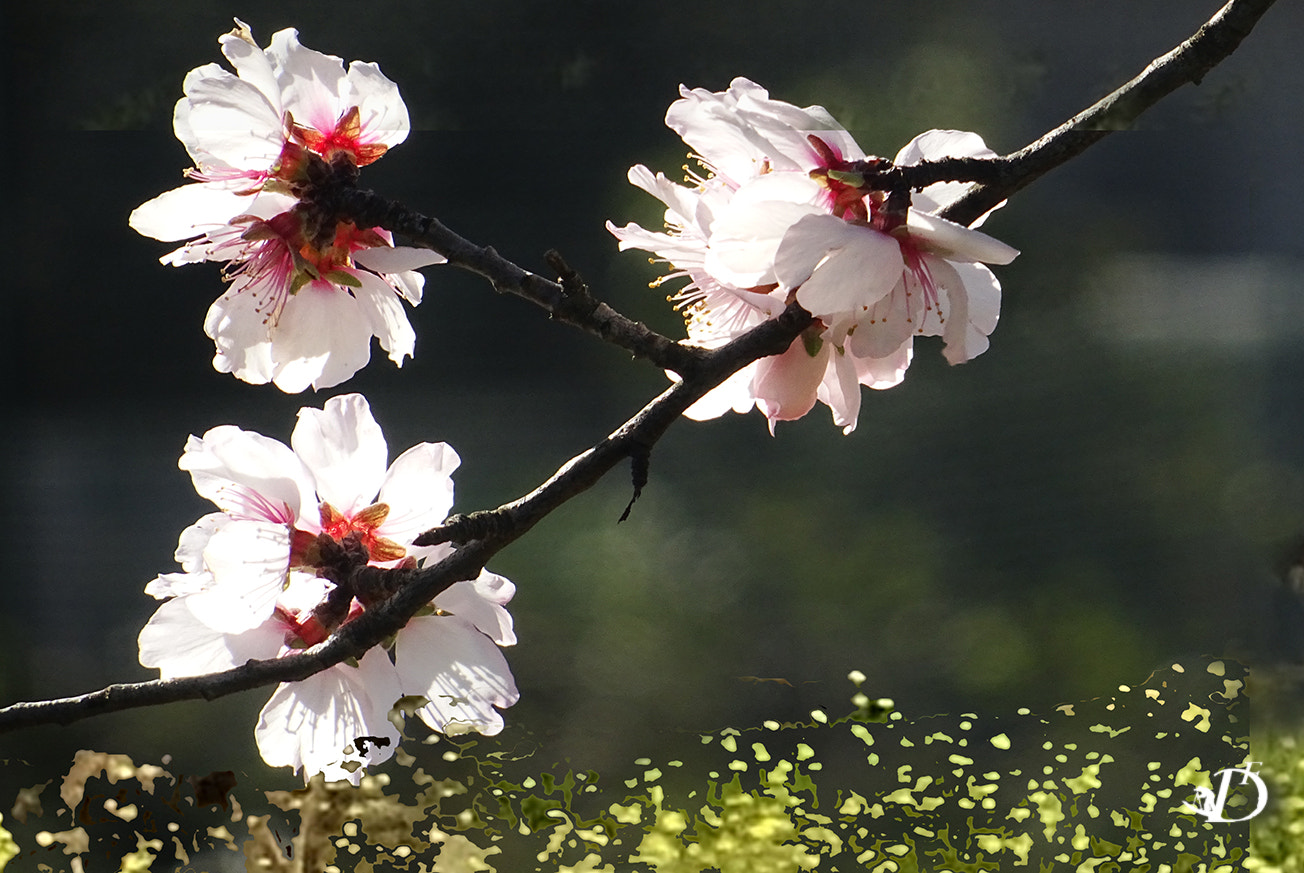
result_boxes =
[433,573,517,646]
[181,426,314,523]
[292,393,388,515]
[395,614,519,737]
[906,210,1019,265]
[138,595,283,679]
[269,283,372,392]
[184,519,291,633]
[352,245,446,274]
[375,442,461,543]
[255,646,402,785]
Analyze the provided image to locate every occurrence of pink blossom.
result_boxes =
[610,79,1019,433]
[138,394,518,782]
[129,20,443,392]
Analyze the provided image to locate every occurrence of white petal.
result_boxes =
[346,61,410,148]
[375,442,461,543]
[895,129,999,219]
[705,174,825,288]
[788,224,902,319]
[255,647,402,785]
[205,285,277,385]
[292,393,388,515]
[172,512,230,573]
[433,574,517,646]
[681,363,759,421]
[129,182,255,242]
[185,519,291,633]
[175,70,284,171]
[139,596,283,679]
[269,283,373,392]
[353,271,416,366]
[395,615,519,737]
[353,245,445,274]
[144,570,212,600]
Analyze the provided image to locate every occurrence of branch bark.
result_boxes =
[0,0,1278,734]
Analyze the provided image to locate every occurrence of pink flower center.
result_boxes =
[292,105,389,167]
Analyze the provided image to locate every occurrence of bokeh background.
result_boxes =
[4,0,1303,795]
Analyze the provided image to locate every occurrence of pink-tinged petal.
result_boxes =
[353,271,415,366]
[847,279,915,360]
[681,363,760,421]
[753,339,829,433]
[138,596,283,679]
[129,182,256,242]
[205,287,277,385]
[181,425,312,521]
[395,615,519,737]
[269,29,349,137]
[433,573,517,646]
[856,341,913,390]
[932,260,1001,365]
[352,245,445,273]
[346,61,410,147]
[292,393,388,515]
[789,224,902,319]
[180,426,313,521]
[817,347,862,434]
[256,647,402,785]
[269,284,372,392]
[185,519,291,633]
[375,442,461,542]
[906,210,1019,265]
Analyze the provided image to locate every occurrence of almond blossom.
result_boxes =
[609,78,1018,433]
[129,20,444,392]
[138,394,518,783]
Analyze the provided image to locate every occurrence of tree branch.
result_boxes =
[0,0,1278,733]
[313,184,710,378]
[0,305,811,733]
[941,0,1278,226]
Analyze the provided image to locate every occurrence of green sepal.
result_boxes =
[324,270,362,288]
[827,168,867,188]
[801,330,824,358]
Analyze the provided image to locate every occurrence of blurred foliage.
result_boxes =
[1,656,1272,872]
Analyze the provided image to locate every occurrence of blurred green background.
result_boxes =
[3,0,1302,795]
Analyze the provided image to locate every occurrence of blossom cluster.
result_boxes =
[138,394,518,784]
[609,78,1018,433]
[130,21,444,392]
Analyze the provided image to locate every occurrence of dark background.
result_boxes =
[3,0,1303,794]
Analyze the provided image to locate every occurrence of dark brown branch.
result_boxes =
[0,305,812,733]
[941,0,1278,226]
[313,184,709,377]
[0,0,1278,733]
